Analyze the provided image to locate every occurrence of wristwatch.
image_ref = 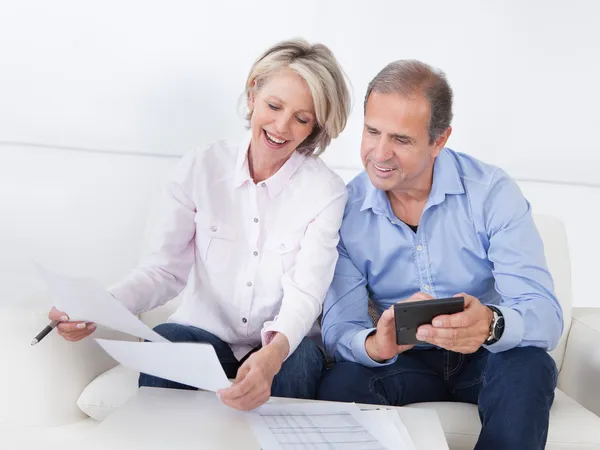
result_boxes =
[485,305,505,345]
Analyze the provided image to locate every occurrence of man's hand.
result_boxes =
[366,292,434,362]
[217,333,289,411]
[416,293,493,354]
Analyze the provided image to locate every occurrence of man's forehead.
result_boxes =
[365,91,430,132]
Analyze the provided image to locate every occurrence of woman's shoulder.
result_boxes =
[187,138,239,165]
[296,156,346,194]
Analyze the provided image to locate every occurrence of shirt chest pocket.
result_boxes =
[263,231,305,276]
[194,215,238,273]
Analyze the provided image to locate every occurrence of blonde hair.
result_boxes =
[245,38,351,156]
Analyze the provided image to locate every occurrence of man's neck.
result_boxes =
[386,168,434,225]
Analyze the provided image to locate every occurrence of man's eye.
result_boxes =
[368,128,378,135]
[268,103,280,111]
[395,138,409,145]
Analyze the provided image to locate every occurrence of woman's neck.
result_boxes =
[247,147,289,183]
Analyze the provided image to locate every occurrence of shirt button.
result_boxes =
[253,251,259,256]
[242,318,247,324]
[424,284,430,291]
[253,218,259,223]
[210,225,218,232]
[417,244,423,251]
[246,281,253,287]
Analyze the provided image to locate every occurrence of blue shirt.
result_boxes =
[322,148,564,367]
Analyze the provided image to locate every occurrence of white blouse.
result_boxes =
[109,133,348,360]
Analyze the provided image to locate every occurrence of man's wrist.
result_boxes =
[365,332,384,362]
[485,305,505,345]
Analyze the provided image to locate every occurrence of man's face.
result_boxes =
[360,91,448,193]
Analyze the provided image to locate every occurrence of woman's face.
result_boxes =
[248,70,316,165]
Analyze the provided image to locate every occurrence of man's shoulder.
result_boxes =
[443,149,516,197]
[345,171,371,210]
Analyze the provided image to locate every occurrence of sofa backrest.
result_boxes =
[533,215,572,370]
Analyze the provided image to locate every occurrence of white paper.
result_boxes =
[95,339,232,392]
[360,409,416,450]
[35,262,168,343]
[249,402,390,450]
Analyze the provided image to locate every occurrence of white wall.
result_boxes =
[1,1,599,306]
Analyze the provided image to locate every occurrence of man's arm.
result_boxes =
[321,237,399,367]
[483,170,564,352]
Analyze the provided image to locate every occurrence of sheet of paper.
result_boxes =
[95,339,231,392]
[34,262,168,342]
[249,402,391,450]
[360,409,416,450]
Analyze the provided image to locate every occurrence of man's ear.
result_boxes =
[431,126,452,158]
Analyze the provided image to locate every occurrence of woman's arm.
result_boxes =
[109,150,199,314]
[261,175,348,358]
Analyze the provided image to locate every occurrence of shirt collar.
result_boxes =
[232,131,306,198]
[426,148,465,208]
[360,148,464,214]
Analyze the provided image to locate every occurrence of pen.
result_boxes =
[31,320,59,346]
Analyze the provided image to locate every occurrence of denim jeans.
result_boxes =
[317,346,558,450]
[138,323,326,399]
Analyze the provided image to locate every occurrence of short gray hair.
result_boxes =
[364,60,453,144]
[245,38,351,156]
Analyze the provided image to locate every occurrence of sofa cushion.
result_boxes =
[410,389,600,449]
[77,364,139,422]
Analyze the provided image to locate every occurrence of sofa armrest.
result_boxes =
[558,307,600,416]
[0,292,136,427]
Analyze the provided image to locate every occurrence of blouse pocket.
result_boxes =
[194,214,237,273]
[264,231,305,275]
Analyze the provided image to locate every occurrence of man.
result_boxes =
[318,60,563,450]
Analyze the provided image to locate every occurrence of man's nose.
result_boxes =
[373,138,393,162]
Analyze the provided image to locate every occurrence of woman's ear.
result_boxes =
[248,90,255,111]
[247,79,257,111]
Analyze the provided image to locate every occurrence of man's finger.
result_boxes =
[417,325,461,340]
[432,309,475,328]
[409,292,434,302]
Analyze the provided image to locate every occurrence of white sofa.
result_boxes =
[2,145,600,449]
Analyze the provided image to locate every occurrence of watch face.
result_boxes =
[494,315,505,339]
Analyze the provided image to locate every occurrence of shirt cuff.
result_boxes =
[351,328,398,367]
[261,316,301,360]
[483,305,524,353]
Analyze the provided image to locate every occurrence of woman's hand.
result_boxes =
[217,333,289,411]
[48,307,96,341]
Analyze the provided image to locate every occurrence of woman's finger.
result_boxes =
[57,321,88,333]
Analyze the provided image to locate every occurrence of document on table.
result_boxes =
[34,262,168,343]
[95,339,232,392]
[248,402,414,450]
[360,409,417,450]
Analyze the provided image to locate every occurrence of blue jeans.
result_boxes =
[139,323,326,399]
[317,347,557,450]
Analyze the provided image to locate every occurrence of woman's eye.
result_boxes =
[268,103,280,111]
[296,117,309,125]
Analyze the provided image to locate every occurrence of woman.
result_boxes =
[49,38,351,411]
